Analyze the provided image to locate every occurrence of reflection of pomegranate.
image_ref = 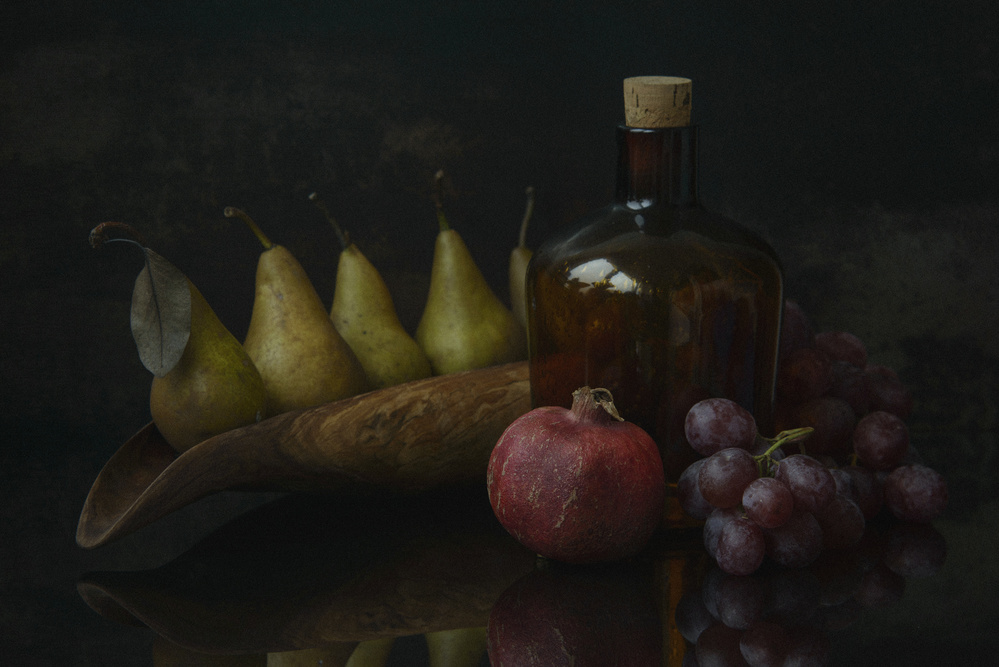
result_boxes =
[487,563,662,666]
[487,387,665,564]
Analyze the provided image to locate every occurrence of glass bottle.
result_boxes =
[527,77,784,523]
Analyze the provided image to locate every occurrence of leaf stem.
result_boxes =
[308,191,351,250]
[89,221,148,249]
[89,222,151,277]
[225,206,274,250]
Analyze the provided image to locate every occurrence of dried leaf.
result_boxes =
[130,248,191,377]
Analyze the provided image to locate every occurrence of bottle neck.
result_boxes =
[614,125,698,208]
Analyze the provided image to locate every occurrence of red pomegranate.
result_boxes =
[486,386,666,564]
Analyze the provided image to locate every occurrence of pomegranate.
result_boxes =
[486,386,666,564]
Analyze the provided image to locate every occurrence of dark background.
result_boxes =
[2,1,997,664]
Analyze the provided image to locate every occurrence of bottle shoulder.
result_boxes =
[532,203,783,282]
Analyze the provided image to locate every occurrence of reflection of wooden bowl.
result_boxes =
[76,362,529,549]
[78,487,537,654]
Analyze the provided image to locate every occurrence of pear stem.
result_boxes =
[433,169,450,232]
[308,191,351,250]
[518,186,535,249]
[224,206,274,250]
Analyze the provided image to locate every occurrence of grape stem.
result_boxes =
[754,427,814,477]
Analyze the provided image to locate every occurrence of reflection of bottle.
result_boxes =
[527,77,784,523]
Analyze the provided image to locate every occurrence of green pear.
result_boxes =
[425,627,488,667]
[415,171,527,375]
[266,644,359,667]
[508,186,535,333]
[344,638,395,667]
[310,193,432,389]
[149,277,268,452]
[227,207,368,417]
[89,221,268,454]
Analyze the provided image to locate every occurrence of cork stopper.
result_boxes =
[623,76,692,128]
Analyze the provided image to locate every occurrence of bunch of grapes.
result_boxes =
[677,300,949,577]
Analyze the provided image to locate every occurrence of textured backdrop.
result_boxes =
[2,1,997,663]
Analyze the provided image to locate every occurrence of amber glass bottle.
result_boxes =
[527,77,784,523]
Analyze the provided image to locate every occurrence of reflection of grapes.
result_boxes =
[814,495,866,550]
[883,522,948,578]
[675,299,948,578]
[676,520,947,667]
[764,509,824,568]
[739,620,790,667]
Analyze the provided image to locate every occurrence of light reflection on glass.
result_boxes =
[567,258,639,294]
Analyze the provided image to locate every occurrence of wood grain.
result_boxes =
[77,361,530,548]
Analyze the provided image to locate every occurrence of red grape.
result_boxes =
[675,589,715,643]
[777,348,832,403]
[833,465,884,520]
[884,464,948,522]
[774,455,836,514]
[779,299,816,358]
[699,448,760,509]
[742,477,794,529]
[716,517,766,576]
[814,494,865,550]
[685,398,758,456]
[865,365,914,419]
[827,360,872,416]
[790,396,856,457]
[853,410,909,470]
[815,331,868,368]
[677,458,714,520]
[704,507,742,559]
